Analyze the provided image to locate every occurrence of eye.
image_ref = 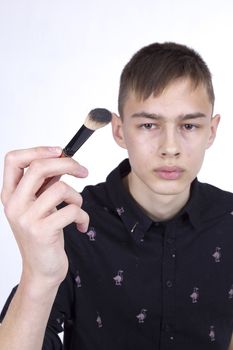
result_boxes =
[141,123,157,130]
[182,123,197,131]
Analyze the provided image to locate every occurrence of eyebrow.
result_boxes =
[130,112,207,121]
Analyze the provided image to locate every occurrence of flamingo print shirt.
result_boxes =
[1,159,233,350]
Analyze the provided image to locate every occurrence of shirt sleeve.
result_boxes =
[0,269,75,350]
[0,286,18,323]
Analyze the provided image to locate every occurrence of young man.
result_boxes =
[0,42,233,350]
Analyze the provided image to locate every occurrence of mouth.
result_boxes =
[155,166,184,180]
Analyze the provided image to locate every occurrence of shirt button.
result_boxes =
[154,222,160,226]
[164,324,170,332]
[170,336,174,341]
[167,238,174,244]
[166,280,173,288]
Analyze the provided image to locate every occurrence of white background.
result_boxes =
[1,0,233,310]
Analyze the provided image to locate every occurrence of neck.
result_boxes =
[123,175,190,222]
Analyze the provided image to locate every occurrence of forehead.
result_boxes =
[123,78,213,119]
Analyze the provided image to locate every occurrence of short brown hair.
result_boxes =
[118,42,215,116]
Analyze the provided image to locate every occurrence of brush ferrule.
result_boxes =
[63,125,94,157]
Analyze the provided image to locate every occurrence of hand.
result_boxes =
[1,146,89,288]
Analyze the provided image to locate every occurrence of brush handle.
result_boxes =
[36,126,94,196]
[63,125,94,157]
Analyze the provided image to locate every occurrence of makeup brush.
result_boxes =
[61,108,112,157]
[37,108,112,195]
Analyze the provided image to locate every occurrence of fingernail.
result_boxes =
[48,147,62,154]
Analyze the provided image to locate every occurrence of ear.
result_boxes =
[111,113,127,149]
[206,114,221,149]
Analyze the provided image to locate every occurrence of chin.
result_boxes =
[148,180,191,197]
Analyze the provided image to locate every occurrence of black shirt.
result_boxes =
[1,159,233,349]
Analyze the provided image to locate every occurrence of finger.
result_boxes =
[42,204,90,233]
[28,181,83,219]
[13,157,88,203]
[36,175,62,197]
[1,147,62,205]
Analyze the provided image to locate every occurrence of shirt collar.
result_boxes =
[106,159,202,240]
[106,159,152,242]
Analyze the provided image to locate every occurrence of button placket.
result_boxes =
[161,221,176,346]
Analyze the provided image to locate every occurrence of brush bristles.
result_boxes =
[84,108,112,130]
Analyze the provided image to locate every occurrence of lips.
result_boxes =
[155,166,184,180]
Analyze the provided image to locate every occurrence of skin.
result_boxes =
[0,78,232,349]
[113,79,233,349]
[113,79,233,350]
[112,78,220,221]
[0,147,89,349]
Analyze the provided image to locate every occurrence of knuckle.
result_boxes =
[78,193,83,206]
[4,150,18,165]
[68,203,80,216]
[56,181,69,195]
[29,159,42,172]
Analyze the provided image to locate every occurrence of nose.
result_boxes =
[159,127,181,158]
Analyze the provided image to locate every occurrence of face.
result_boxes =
[112,78,220,200]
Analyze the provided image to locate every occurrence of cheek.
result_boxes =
[182,134,209,156]
[184,143,206,174]
[124,136,155,161]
